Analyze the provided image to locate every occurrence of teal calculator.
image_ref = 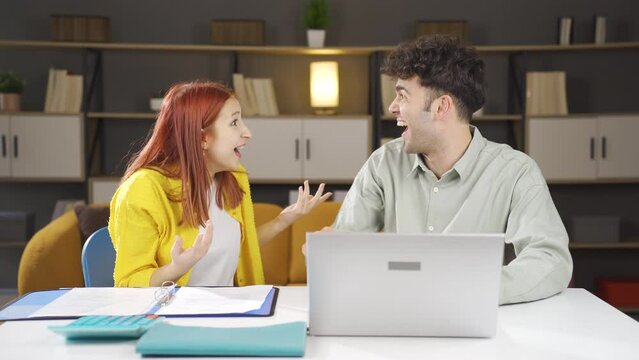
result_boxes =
[49,315,162,339]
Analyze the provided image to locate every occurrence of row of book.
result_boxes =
[44,68,84,113]
[232,74,279,116]
[51,15,111,42]
[558,15,607,45]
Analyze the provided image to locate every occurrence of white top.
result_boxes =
[188,182,240,286]
[1,288,638,359]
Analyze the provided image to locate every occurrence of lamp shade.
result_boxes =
[310,61,339,108]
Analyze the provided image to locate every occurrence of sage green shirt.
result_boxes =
[334,127,572,305]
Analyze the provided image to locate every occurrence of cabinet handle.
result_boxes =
[601,136,607,159]
[590,137,595,160]
[295,139,299,160]
[306,139,310,160]
[1,135,5,158]
[13,135,18,158]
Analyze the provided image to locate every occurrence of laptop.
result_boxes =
[306,232,504,338]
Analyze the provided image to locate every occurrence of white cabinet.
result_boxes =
[0,114,84,181]
[527,115,639,182]
[241,117,371,182]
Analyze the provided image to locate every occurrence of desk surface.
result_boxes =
[1,287,638,359]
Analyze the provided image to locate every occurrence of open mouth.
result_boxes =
[397,120,408,134]
[234,145,245,158]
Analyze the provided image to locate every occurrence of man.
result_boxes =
[333,35,572,305]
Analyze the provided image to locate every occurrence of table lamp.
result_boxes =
[310,61,339,115]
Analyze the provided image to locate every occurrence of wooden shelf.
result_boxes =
[2,39,638,55]
[0,242,28,248]
[365,42,639,54]
[569,242,639,249]
[86,112,156,119]
[0,40,373,55]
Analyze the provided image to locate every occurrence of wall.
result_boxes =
[1,0,639,291]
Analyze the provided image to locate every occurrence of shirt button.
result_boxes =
[433,187,439,193]
[428,225,434,231]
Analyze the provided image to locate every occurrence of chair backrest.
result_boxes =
[81,227,116,287]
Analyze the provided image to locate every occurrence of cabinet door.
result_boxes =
[10,115,84,180]
[302,118,370,181]
[241,118,302,180]
[597,115,639,179]
[527,117,597,181]
[0,116,10,177]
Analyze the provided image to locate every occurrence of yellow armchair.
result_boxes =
[17,210,84,295]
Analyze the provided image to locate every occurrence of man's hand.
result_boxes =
[302,226,333,256]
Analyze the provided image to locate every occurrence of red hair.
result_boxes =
[123,81,244,227]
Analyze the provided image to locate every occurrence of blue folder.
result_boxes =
[136,321,307,357]
[0,287,279,321]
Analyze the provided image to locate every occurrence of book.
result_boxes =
[232,73,256,116]
[43,68,56,112]
[252,78,271,116]
[525,71,568,116]
[244,78,259,116]
[558,16,573,45]
[43,69,83,113]
[50,69,69,113]
[66,74,84,113]
[264,78,280,116]
[594,15,607,44]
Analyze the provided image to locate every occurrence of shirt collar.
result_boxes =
[407,126,484,180]
[452,126,484,180]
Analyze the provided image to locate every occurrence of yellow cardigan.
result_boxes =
[108,166,265,287]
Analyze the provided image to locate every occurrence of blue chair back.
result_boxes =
[81,227,116,287]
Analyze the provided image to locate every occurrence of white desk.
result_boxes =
[1,287,638,359]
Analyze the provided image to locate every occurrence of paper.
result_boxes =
[28,285,273,318]
[156,285,272,315]
[29,287,158,318]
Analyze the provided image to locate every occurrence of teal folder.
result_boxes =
[135,321,307,357]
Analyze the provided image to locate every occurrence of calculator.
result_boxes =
[49,315,162,339]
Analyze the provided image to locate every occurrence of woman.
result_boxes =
[109,81,331,287]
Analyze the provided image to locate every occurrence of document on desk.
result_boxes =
[27,285,273,318]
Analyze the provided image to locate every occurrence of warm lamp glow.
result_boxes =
[310,61,339,113]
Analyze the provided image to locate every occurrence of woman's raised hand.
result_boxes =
[279,181,332,226]
[170,220,214,276]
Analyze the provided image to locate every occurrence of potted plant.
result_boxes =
[0,71,25,112]
[303,0,328,48]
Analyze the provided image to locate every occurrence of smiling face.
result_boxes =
[202,97,252,174]
[388,76,441,154]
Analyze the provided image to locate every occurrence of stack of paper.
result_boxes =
[232,73,279,116]
[44,68,83,113]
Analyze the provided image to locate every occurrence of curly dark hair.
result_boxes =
[381,35,485,121]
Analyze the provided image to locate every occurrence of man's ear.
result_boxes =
[435,95,453,118]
